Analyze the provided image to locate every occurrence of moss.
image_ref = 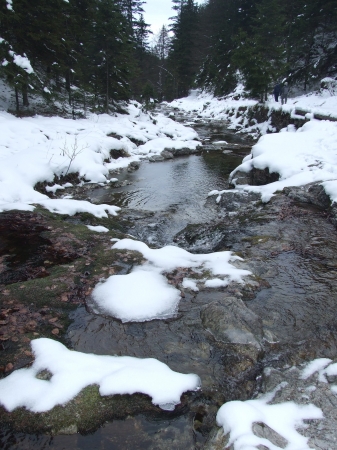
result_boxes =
[0,385,166,435]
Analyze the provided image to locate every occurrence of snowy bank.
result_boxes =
[170,88,337,204]
[0,103,200,217]
[92,238,251,322]
[0,338,200,413]
[228,119,337,203]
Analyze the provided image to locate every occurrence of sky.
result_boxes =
[143,0,205,36]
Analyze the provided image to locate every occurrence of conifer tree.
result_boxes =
[153,26,171,100]
[169,0,199,97]
[232,0,287,100]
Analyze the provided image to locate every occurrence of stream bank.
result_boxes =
[1,107,337,449]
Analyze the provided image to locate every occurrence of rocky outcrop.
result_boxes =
[283,183,331,209]
[230,167,279,187]
[204,361,337,450]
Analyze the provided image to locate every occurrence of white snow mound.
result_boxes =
[92,239,251,322]
[0,338,200,413]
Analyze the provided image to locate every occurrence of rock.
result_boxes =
[203,426,228,450]
[148,155,164,162]
[252,423,288,448]
[250,167,279,186]
[55,424,78,435]
[283,183,331,209]
[5,362,13,372]
[127,161,140,171]
[200,298,264,351]
[173,223,233,253]
[229,169,251,186]
[170,147,192,156]
[109,148,129,159]
[160,150,174,159]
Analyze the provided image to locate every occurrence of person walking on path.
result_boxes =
[273,83,282,102]
[281,82,289,104]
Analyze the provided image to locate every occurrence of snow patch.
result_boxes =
[0,338,200,413]
[216,383,323,450]
[92,239,251,322]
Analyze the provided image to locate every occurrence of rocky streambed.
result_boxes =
[1,109,337,449]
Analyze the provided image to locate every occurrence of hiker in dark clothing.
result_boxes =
[273,83,282,102]
[281,82,289,104]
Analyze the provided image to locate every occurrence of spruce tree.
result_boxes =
[232,0,287,100]
[169,0,199,97]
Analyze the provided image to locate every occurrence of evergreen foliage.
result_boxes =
[196,0,337,98]
[0,0,336,110]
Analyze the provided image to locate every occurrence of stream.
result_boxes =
[2,109,337,449]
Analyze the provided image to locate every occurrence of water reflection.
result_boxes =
[1,414,202,450]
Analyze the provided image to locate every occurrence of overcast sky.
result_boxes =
[143,0,205,36]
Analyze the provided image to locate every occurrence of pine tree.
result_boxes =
[169,0,199,97]
[232,0,287,100]
[152,26,171,100]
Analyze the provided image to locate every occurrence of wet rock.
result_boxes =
[206,360,337,449]
[161,150,174,159]
[173,223,233,252]
[148,155,165,162]
[203,426,227,450]
[230,166,280,187]
[250,167,280,186]
[127,161,140,171]
[229,169,251,186]
[283,183,331,210]
[109,148,130,159]
[252,422,288,448]
[200,298,264,351]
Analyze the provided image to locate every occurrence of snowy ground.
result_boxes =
[169,85,337,204]
[0,102,200,217]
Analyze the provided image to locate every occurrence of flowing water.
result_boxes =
[0,115,255,450]
[3,110,337,449]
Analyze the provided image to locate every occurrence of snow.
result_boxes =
[301,358,337,384]
[45,184,64,193]
[93,269,181,322]
[0,104,200,217]
[0,338,200,413]
[9,52,34,74]
[92,238,251,322]
[230,119,337,202]
[172,86,337,204]
[36,199,120,218]
[216,382,323,450]
[301,358,332,381]
[182,278,199,291]
[86,225,109,232]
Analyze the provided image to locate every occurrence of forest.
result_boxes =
[1,0,337,112]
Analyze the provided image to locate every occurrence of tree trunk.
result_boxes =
[106,59,109,113]
[66,69,72,105]
[15,87,19,112]
[22,84,29,107]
